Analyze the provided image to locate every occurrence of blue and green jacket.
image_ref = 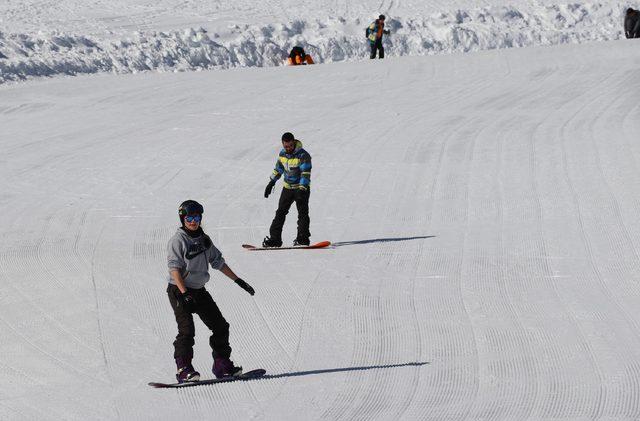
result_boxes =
[270,140,312,190]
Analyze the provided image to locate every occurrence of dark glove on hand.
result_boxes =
[235,278,255,296]
[384,29,390,35]
[264,180,276,198]
[178,291,197,312]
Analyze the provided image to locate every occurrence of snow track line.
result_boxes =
[392,251,426,419]
[133,226,173,340]
[507,59,596,416]
[462,116,533,420]
[462,56,570,419]
[0,396,55,421]
[531,70,602,419]
[600,100,640,411]
[0,235,107,384]
[393,90,451,420]
[378,117,433,420]
[253,268,327,419]
[401,90,483,418]
[453,114,482,420]
[90,222,112,381]
[33,209,103,353]
[2,245,100,354]
[309,79,418,418]
[320,104,431,418]
[504,117,543,418]
[0,360,43,389]
[557,70,640,418]
[594,85,640,268]
[0,402,21,421]
[0,309,108,385]
[416,112,487,418]
[541,68,623,418]
[526,66,574,420]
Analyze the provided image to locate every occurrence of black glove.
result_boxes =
[235,278,255,296]
[178,291,197,312]
[384,29,390,35]
[264,180,276,198]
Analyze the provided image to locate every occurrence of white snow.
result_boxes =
[3,0,640,419]
[0,1,637,83]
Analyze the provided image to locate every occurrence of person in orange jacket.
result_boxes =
[287,46,315,65]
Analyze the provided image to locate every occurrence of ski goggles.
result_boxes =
[184,215,202,223]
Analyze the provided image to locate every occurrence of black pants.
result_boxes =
[269,187,310,242]
[370,39,384,59]
[167,284,231,359]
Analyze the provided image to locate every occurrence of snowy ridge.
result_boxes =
[0,1,632,83]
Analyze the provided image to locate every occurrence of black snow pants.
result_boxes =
[370,39,384,59]
[269,187,310,242]
[167,284,231,359]
[625,13,640,38]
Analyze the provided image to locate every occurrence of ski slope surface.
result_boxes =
[3,38,640,419]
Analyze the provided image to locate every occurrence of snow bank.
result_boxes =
[0,1,633,83]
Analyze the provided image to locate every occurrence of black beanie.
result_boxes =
[282,132,295,141]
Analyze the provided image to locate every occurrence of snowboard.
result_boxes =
[148,369,266,388]
[242,241,331,251]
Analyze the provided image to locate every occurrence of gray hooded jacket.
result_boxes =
[166,228,225,289]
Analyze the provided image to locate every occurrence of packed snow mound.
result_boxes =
[0,1,633,83]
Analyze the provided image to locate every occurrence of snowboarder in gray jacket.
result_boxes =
[166,200,255,383]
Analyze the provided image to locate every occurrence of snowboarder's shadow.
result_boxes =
[262,362,429,380]
[331,236,435,247]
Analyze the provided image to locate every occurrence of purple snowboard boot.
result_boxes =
[213,357,243,379]
[176,356,200,383]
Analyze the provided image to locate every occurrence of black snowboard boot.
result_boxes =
[262,236,282,248]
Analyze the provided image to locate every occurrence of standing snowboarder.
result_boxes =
[166,200,255,383]
[367,14,390,59]
[263,132,312,247]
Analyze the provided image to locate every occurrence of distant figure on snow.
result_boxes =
[366,14,390,59]
[287,46,315,65]
[263,132,312,247]
[625,8,640,38]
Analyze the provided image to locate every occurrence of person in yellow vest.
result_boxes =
[287,46,315,65]
[366,15,390,59]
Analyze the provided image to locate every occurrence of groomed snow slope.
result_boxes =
[2,40,640,419]
[1,0,638,83]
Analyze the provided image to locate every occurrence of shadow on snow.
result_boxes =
[262,361,429,380]
[331,236,435,247]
